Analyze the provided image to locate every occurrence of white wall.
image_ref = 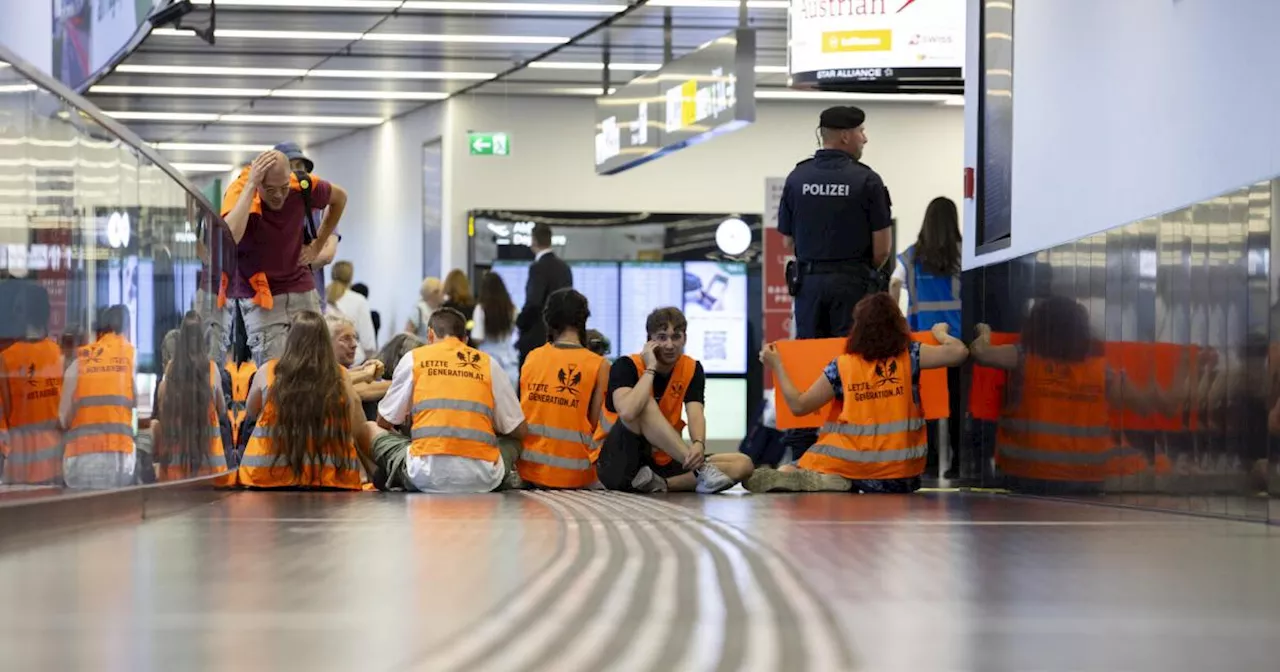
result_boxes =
[306,102,451,339]
[0,0,53,73]
[309,94,964,333]
[964,0,1280,269]
[448,94,964,271]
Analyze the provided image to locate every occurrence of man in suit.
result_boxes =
[515,223,573,369]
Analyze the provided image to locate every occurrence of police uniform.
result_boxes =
[778,105,893,339]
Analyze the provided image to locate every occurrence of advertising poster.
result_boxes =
[789,0,965,87]
[682,261,748,374]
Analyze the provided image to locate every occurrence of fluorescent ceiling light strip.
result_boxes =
[92,85,272,97]
[93,84,449,101]
[363,33,567,44]
[648,0,788,8]
[271,89,448,100]
[219,114,383,125]
[117,64,310,77]
[404,1,625,12]
[754,90,961,104]
[529,61,787,74]
[0,84,39,93]
[172,163,235,172]
[152,27,568,44]
[191,0,625,10]
[309,69,495,80]
[152,143,273,152]
[104,111,219,121]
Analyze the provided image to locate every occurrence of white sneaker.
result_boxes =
[631,466,668,493]
[695,464,735,494]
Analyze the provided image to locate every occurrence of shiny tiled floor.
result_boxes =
[0,491,1277,671]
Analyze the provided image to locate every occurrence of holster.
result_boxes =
[785,259,802,297]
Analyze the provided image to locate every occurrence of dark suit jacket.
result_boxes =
[515,252,573,360]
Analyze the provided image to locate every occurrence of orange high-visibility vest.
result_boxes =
[517,343,605,488]
[237,360,361,489]
[798,350,927,480]
[0,339,64,484]
[225,359,257,446]
[409,338,498,462]
[65,333,135,459]
[995,354,1111,482]
[157,361,229,482]
[969,332,1019,421]
[591,354,695,468]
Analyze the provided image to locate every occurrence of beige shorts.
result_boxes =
[235,291,321,366]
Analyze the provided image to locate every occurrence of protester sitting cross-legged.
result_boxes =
[516,289,610,489]
[60,305,138,489]
[152,312,231,483]
[237,311,375,489]
[368,308,526,493]
[594,307,753,494]
[752,293,969,493]
[326,312,389,420]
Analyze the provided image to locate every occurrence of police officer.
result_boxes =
[778,105,893,339]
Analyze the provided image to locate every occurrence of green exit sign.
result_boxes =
[469,131,510,156]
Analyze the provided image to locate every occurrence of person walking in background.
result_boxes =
[350,282,380,342]
[326,261,377,363]
[406,277,445,340]
[442,269,476,324]
[472,271,520,386]
[516,223,573,368]
[890,196,963,478]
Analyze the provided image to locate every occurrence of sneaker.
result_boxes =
[745,468,851,493]
[631,466,668,493]
[745,468,794,492]
[695,463,736,494]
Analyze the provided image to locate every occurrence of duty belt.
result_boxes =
[799,260,870,275]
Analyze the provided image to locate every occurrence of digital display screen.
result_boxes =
[570,262,620,358]
[594,29,756,175]
[681,261,748,374]
[619,262,685,359]
[788,0,964,91]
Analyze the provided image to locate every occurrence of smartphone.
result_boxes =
[699,274,729,310]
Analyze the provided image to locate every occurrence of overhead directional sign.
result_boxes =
[469,131,511,156]
[594,29,756,175]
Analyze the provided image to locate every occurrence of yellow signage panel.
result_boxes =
[821,29,893,53]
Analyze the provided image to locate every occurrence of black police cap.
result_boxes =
[818,106,866,130]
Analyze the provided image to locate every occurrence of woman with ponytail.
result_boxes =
[325,260,376,362]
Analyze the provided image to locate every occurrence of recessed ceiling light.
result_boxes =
[172,163,236,173]
[117,64,310,77]
[152,143,273,152]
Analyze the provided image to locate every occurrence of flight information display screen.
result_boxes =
[618,262,685,359]
[681,261,748,374]
[570,262,620,357]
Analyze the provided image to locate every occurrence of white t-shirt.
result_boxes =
[333,290,377,360]
[470,304,517,341]
[377,347,524,493]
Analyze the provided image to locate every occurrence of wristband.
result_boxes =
[642,369,655,376]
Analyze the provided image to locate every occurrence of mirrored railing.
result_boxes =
[963,176,1280,523]
[0,46,235,497]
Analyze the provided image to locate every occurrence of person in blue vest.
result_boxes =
[890,196,962,478]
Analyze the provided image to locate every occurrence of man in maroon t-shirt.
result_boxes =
[222,150,348,365]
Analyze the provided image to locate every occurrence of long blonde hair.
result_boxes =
[325,260,354,305]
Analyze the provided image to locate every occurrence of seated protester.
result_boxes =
[238,311,376,489]
[152,312,230,482]
[326,313,389,420]
[369,308,526,493]
[753,293,968,493]
[594,307,753,494]
[59,305,138,489]
[0,282,64,485]
[517,289,609,489]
